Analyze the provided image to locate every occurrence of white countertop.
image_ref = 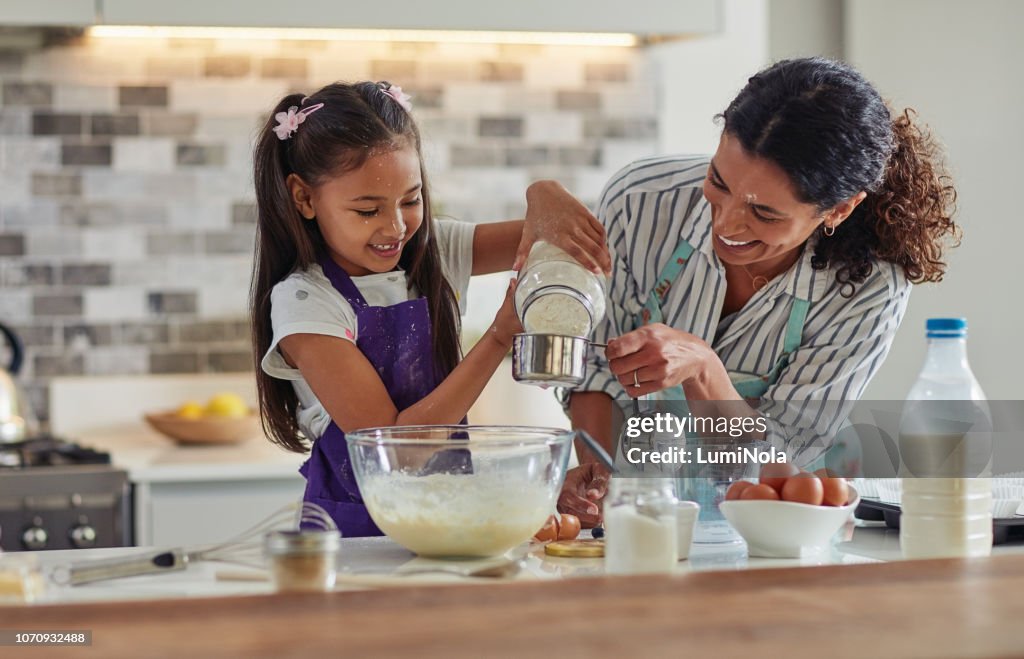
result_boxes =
[75,426,305,484]
[13,521,1024,606]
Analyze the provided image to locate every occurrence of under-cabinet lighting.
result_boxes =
[87,25,638,47]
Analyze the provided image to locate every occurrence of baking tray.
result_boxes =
[855,499,1024,545]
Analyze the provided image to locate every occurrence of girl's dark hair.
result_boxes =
[721,57,960,296]
[250,81,461,453]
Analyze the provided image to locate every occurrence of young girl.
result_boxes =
[250,81,609,536]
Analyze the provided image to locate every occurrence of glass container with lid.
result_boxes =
[515,241,607,338]
[603,477,678,575]
[264,529,341,592]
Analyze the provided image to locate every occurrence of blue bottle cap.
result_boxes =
[926,317,967,338]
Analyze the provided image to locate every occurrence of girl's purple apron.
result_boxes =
[300,255,457,537]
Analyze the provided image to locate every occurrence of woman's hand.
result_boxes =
[605,323,717,397]
[488,278,523,349]
[514,180,611,274]
[557,462,611,528]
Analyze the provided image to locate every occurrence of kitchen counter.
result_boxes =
[74,426,305,484]
[4,523,1024,657]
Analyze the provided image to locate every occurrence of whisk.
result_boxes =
[56,501,337,586]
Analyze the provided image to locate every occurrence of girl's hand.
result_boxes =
[557,463,610,528]
[605,324,716,397]
[514,180,612,275]
[488,278,523,349]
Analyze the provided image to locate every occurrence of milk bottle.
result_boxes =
[899,318,992,559]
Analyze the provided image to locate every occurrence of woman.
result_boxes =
[533,57,960,527]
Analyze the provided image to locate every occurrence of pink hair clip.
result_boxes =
[273,102,324,141]
[381,84,412,112]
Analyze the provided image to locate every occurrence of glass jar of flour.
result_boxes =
[515,241,607,337]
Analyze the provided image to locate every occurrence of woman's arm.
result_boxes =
[604,324,755,424]
[602,267,912,459]
[279,282,520,432]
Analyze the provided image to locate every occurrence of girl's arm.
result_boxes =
[470,181,613,277]
[471,220,524,276]
[278,282,520,432]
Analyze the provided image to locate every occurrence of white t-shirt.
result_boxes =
[261,219,476,439]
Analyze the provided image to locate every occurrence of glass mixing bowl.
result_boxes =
[346,425,574,559]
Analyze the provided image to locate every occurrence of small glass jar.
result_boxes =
[264,530,340,592]
[603,477,678,575]
[515,241,607,337]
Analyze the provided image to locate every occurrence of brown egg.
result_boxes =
[781,472,825,505]
[726,480,755,500]
[533,515,559,542]
[740,484,781,500]
[759,461,799,494]
[557,514,582,541]
[814,470,850,507]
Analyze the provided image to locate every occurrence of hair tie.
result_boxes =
[273,102,324,141]
[379,83,413,112]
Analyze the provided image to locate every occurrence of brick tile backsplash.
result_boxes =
[61,142,113,166]
[90,114,141,136]
[1,36,657,423]
[120,322,171,345]
[4,81,53,106]
[208,349,254,372]
[119,85,169,108]
[204,56,252,78]
[33,293,84,317]
[150,350,201,374]
[176,143,226,167]
[61,264,112,286]
[143,112,199,137]
[32,112,83,136]
[478,117,524,138]
[31,172,81,197]
[64,323,115,347]
[147,292,198,315]
[260,58,309,79]
[0,233,25,256]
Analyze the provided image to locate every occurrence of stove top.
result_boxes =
[0,435,112,469]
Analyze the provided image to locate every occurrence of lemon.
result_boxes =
[204,392,249,418]
[176,401,205,419]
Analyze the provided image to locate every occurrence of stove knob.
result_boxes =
[70,523,97,549]
[22,525,48,551]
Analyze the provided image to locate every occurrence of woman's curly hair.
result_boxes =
[721,57,960,296]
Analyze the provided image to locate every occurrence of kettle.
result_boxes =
[0,321,38,443]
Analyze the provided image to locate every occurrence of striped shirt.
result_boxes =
[575,155,912,462]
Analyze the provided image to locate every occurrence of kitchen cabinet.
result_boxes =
[0,0,95,26]
[98,0,720,36]
[133,470,305,548]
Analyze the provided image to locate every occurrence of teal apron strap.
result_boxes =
[634,239,695,407]
[639,240,695,326]
[782,298,810,355]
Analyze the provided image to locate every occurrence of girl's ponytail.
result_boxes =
[251,92,317,453]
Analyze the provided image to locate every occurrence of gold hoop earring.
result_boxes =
[823,223,835,237]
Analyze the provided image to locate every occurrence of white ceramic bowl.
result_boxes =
[719,485,860,558]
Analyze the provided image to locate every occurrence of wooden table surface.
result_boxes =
[5,554,1024,658]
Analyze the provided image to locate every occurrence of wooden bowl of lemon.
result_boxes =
[145,393,262,445]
